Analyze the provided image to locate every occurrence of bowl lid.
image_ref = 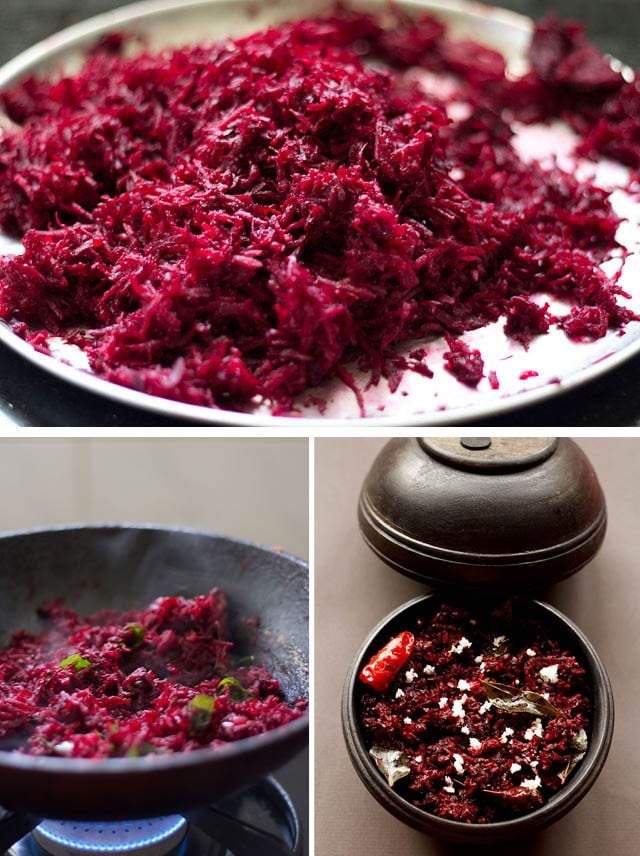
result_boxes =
[358,438,606,590]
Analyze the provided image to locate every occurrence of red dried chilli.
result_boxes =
[358,601,591,823]
[0,8,637,414]
[0,589,306,758]
[359,631,415,692]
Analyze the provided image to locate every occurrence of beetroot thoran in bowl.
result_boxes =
[342,595,613,843]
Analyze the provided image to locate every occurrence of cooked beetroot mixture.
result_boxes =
[0,8,637,412]
[358,601,591,823]
[0,589,305,757]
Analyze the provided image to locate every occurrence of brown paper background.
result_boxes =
[315,438,640,855]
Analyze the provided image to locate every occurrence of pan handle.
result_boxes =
[0,809,41,851]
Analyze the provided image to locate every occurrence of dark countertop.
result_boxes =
[0,0,639,426]
[276,749,310,856]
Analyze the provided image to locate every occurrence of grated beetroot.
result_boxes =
[0,589,306,758]
[503,17,640,170]
[0,8,637,413]
[443,334,484,387]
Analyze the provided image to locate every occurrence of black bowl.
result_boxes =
[342,594,614,844]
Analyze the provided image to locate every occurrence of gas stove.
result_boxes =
[0,762,306,856]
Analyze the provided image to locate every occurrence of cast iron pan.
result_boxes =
[0,525,308,823]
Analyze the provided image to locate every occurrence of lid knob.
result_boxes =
[460,437,491,450]
[418,437,558,472]
[358,438,606,591]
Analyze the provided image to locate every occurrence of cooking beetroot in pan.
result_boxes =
[0,588,306,758]
[358,601,590,823]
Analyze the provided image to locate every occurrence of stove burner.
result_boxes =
[33,817,187,856]
[1,777,302,856]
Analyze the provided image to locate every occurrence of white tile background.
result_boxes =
[0,437,308,558]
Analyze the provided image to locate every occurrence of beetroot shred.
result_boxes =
[0,590,306,758]
[0,8,637,414]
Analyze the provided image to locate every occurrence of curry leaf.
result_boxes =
[482,680,562,718]
[370,746,411,788]
[492,635,509,655]
[188,694,216,733]
[59,653,91,670]
[559,729,589,784]
[126,742,157,758]
[482,786,544,808]
[559,752,585,784]
[216,677,253,701]
[572,728,588,752]
[123,624,145,649]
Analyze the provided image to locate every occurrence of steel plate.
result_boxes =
[0,0,638,426]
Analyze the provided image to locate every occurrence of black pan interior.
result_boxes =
[0,525,308,702]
